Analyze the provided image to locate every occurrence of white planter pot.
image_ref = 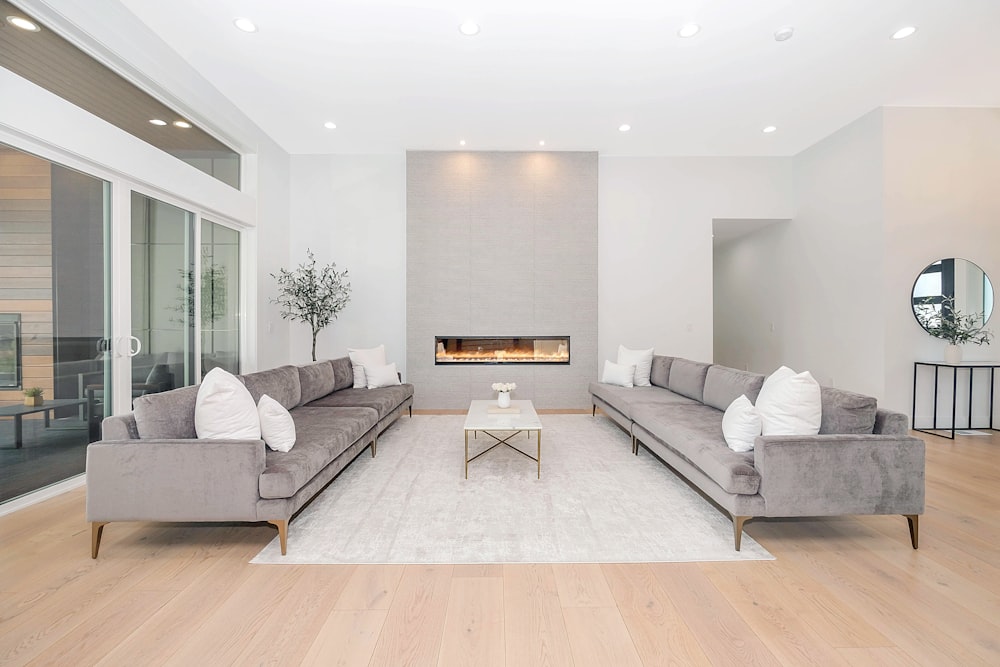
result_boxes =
[497,391,511,408]
[944,344,962,364]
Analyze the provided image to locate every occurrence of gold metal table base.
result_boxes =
[465,428,541,479]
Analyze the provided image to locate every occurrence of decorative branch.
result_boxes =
[914,295,993,346]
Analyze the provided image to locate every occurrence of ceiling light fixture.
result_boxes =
[762,125,777,133]
[459,140,466,146]
[324,121,337,129]
[459,20,480,36]
[619,124,631,132]
[173,120,192,129]
[6,15,40,31]
[891,26,917,40]
[538,140,546,146]
[149,119,167,126]
[234,17,257,33]
[677,23,700,38]
[774,26,794,42]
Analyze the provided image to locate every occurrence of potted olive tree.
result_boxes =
[272,249,351,362]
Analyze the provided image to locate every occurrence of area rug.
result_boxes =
[251,414,773,564]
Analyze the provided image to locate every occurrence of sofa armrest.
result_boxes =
[86,438,267,523]
[753,433,925,517]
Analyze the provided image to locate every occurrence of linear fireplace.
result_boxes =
[435,336,570,365]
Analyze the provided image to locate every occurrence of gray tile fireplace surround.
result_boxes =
[406,151,598,409]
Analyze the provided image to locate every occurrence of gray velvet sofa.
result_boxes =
[86,356,413,558]
[590,356,925,550]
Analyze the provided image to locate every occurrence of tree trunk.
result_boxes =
[311,328,318,362]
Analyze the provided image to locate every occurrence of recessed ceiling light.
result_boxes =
[149,119,167,126]
[173,120,192,129]
[324,121,337,129]
[677,23,700,38]
[539,140,546,146]
[234,17,257,33]
[459,20,480,36]
[762,125,777,134]
[774,26,794,42]
[459,140,466,146]
[6,15,40,32]
[619,124,631,132]
[892,26,917,40]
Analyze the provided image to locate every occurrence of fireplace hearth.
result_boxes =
[435,336,570,365]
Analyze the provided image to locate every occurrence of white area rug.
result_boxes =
[252,414,773,564]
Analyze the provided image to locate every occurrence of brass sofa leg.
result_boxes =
[408,405,412,418]
[91,522,108,559]
[732,515,750,551]
[592,404,596,417]
[268,520,288,555]
[905,514,919,549]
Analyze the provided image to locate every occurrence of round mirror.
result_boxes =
[911,258,994,334]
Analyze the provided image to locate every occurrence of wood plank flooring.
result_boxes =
[1,429,998,666]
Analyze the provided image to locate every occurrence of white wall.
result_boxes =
[883,107,1000,416]
[598,156,794,368]
[713,110,886,396]
[287,154,407,370]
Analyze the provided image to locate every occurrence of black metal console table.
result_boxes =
[912,361,1000,439]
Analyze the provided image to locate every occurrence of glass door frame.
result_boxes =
[0,126,254,421]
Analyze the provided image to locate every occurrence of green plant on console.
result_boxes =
[914,295,993,346]
[272,249,352,361]
[23,387,43,397]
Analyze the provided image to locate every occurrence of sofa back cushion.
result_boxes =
[298,360,336,406]
[331,356,354,391]
[649,356,674,389]
[703,366,766,412]
[133,385,200,439]
[241,365,301,411]
[819,386,877,434]
[667,359,711,402]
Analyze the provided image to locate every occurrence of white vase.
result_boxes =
[497,391,511,408]
[944,344,962,364]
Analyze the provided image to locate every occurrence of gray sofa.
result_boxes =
[590,356,925,550]
[86,356,413,558]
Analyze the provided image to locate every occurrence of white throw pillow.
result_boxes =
[618,345,654,387]
[348,345,386,389]
[722,394,761,452]
[601,360,636,388]
[366,362,401,389]
[755,366,822,436]
[258,394,296,452]
[195,367,261,440]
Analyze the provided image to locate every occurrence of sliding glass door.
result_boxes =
[0,143,111,503]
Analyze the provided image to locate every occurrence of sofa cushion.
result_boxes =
[667,359,711,402]
[195,367,261,440]
[601,360,635,388]
[632,403,760,495]
[133,384,200,439]
[649,356,674,389]
[702,366,766,411]
[330,356,354,391]
[819,386,877,434]
[241,365,301,411]
[306,384,414,420]
[589,382,698,420]
[298,360,336,406]
[618,345,654,387]
[258,407,377,499]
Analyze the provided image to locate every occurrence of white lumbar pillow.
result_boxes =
[601,360,636,388]
[618,345,654,387]
[755,365,822,436]
[348,344,386,389]
[195,367,261,440]
[366,362,401,389]
[258,394,296,452]
[722,394,761,452]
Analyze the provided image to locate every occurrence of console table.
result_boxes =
[912,361,1000,439]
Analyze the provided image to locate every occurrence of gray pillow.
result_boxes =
[702,366,765,411]
[330,356,354,392]
[649,356,674,389]
[298,360,336,405]
[667,359,711,402]
[133,385,199,439]
[241,365,302,411]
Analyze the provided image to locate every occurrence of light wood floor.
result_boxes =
[1,427,998,666]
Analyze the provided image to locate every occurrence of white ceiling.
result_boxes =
[116,0,1000,156]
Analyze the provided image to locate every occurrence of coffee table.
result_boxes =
[463,399,543,478]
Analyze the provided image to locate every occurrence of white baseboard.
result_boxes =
[0,474,85,518]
